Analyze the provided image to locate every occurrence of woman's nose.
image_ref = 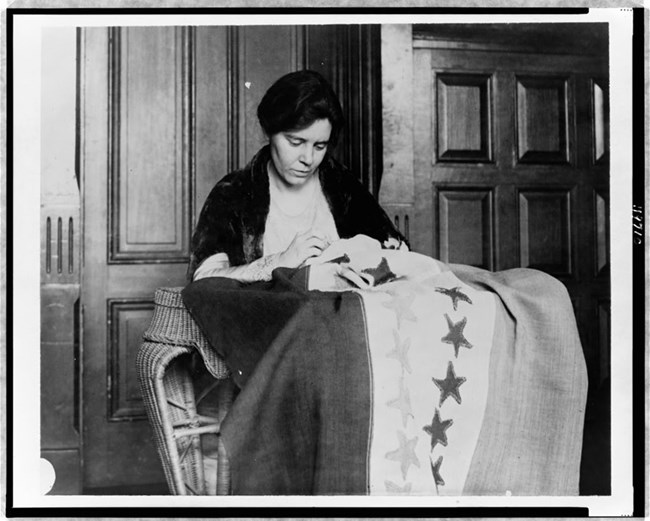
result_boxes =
[299,145,313,165]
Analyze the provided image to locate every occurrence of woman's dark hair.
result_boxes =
[257,70,345,148]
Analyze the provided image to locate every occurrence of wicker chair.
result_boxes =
[136,287,234,495]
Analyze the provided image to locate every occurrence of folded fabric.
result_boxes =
[181,249,587,495]
[181,268,310,388]
[307,234,446,290]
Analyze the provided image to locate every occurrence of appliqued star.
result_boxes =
[422,408,454,450]
[387,329,412,374]
[385,430,420,480]
[362,257,397,286]
[441,313,473,358]
[385,480,412,494]
[435,286,473,310]
[327,253,350,264]
[432,361,466,407]
[430,455,445,491]
[387,376,414,427]
[382,292,417,329]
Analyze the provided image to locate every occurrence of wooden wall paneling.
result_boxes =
[491,70,519,270]
[592,78,609,165]
[304,24,338,83]
[41,207,80,284]
[226,26,240,174]
[435,186,494,269]
[333,26,353,177]
[493,183,517,271]
[407,32,610,495]
[195,27,229,220]
[492,70,514,169]
[109,27,193,263]
[573,75,592,170]
[81,27,112,489]
[594,187,609,278]
[304,25,349,173]
[410,46,431,254]
[364,25,383,196]
[82,27,183,489]
[41,287,81,448]
[41,27,82,494]
[107,300,155,421]
[343,26,382,194]
[517,187,574,277]
[515,75,570,164]
[436,73,493,163]
[306,25,382,194]
[413,44,604,78]
[597,298,610,386]
[232,25,305,170]
[380,25,415,209]
[412,24,609,57]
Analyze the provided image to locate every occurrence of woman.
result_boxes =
[188,70,406,282]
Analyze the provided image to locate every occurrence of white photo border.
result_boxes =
[9,6,637,516]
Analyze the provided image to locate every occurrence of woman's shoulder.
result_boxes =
[202,171,248,213]
[212,169,250,192]
[207,147,270,200]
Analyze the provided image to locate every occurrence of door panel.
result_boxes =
[515,76,570,163]
[436,73,492,162]
[234,26,303,168]
[82,26,236,490]
[107,301,155,421]
[81,27,195,489]
[110,27,192,262]
[435,187,495,270]
[517,188,573,276]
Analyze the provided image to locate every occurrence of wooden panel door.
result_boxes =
[80,26,230,491]
[412,41,609,492]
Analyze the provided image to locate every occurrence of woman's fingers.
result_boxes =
[306,236,328,250]
[296,233,327,251]
[282,231,332,267]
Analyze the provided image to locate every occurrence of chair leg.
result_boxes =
[216,378,235,495]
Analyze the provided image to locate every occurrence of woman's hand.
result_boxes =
[278,231,330,268]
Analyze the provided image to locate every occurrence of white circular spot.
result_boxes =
[40,458,56,494]
[505,489,512,496]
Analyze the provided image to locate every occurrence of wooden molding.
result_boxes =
[107,298,154,421]
[435,72,493,163]
[517,186,575,277]
[515,75,570,165]
[107,27,194,264]
[226,26,240,174]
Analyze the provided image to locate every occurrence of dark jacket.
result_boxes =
[188,145,405,278]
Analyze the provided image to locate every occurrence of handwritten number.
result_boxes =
[632,205,643,245]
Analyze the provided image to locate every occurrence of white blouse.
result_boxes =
[263,177,339,256]
[192,176,340,281]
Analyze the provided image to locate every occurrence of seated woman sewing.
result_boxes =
[183,70,587,496]
[188,70,407,283]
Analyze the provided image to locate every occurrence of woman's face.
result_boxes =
[269,118,332,188]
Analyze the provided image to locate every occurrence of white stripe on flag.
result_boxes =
[361,264,496,495]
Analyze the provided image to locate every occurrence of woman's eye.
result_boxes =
[315,144,327,151]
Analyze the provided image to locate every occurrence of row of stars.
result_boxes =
[382,283,474,492]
